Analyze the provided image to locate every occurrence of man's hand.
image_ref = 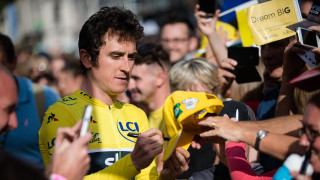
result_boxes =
[46,121,92,180]
[194,4,220,37]
[217,58,237,96]
[160,147,190,180]
[131,128,164,171]
[197,115,243,143]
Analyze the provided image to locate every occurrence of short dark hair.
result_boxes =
[78,6,144,74]
[0,33,15,71]
[160,12,196,37]
[136,43,171,71]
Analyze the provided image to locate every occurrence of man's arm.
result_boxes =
[39,105,76,168]
[197,115,306,161]
[238,114,303,136]
[46,121,92,180]
[275,37,308,117]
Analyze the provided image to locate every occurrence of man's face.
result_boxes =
[89,34,137,96]
[128,64,158,104]
[261,39,289,81]
[299,103,320,173]
[58,71,83,97]
[0,70,18,135]
[161,23,192,63]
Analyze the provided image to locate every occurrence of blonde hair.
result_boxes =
[169,58,220,95]
[294,64,320,114]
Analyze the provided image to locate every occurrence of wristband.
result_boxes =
[49,174,67,180]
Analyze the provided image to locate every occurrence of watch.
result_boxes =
[254,130,268,151]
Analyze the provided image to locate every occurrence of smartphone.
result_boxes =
[297,27,320,49]
[234,66,262,84]
[79,105,93,137]
[198,0,216,18]
[228,47,259,66]
[227,47,261,84]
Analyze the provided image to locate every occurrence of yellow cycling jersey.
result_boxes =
[39,90,159,180]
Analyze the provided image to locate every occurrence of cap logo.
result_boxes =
[195,109,207,118]
[182,98,199,110]
[174,103,183,119]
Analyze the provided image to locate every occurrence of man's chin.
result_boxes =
[170,54,183,63]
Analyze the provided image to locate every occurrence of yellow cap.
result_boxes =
[162,91,223,161]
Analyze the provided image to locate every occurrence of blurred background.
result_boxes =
[0,0,200,56]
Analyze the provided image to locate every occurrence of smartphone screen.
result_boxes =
[301,28,318,48]
[228,47,259,66]
[198,0,216,17]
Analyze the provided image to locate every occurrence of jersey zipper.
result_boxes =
[107,105,122,159]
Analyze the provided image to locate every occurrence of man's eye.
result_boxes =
[128,55,136,60]
[112,55,120,59]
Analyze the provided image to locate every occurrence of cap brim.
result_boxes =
[287,20,320,31]
[289,69,320,91]
[162,130,194,162]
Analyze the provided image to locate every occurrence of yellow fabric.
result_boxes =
[236,9,255,47]
[149,106,168,138]
[39,90,159,180]
[162,91,223,161]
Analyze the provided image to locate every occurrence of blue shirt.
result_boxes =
[0,77,60,170]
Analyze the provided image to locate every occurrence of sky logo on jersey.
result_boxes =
[88,150,131,175]
[57,96,77,105]
[117,120,140,143]
[47,113,59,124]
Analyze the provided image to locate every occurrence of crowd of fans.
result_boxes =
[0,0,320,179]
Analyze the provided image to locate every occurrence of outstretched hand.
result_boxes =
[197,115,243,143]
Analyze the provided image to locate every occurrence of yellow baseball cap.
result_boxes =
[162,91,223,161]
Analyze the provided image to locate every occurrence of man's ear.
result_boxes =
[155,70,166,87]
[79,49,92,69]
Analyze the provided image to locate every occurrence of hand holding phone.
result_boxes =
[297,27,320,49]
[198,0,217,18]
[80,105,93,137]
[227,47,261,84]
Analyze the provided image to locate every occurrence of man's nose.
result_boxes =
[299,133,311,149]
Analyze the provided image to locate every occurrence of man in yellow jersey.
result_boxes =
[39,7,189,180]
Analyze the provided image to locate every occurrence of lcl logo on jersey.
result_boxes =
[47,138,56,156]
[117,121,140,143]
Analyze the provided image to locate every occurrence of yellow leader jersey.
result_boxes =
[39,90,158,180]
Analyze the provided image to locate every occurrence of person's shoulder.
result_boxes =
[43,85,60,100]
[55,92,82,107]
[115,101,146,113]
